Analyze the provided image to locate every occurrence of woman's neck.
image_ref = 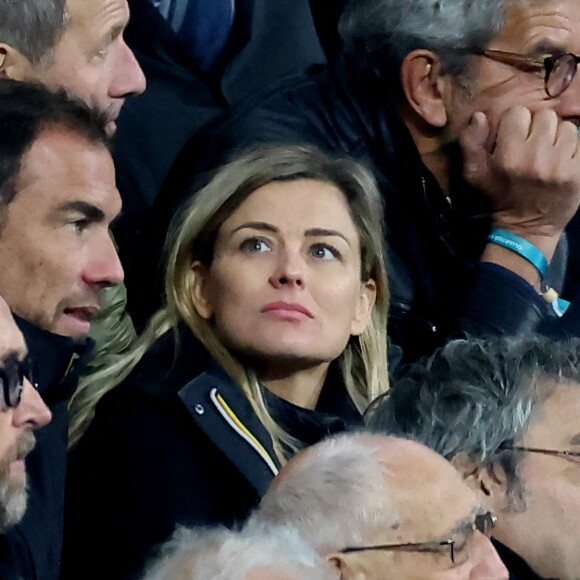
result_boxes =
[260,362,330,410]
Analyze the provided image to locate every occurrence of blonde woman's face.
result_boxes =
[191,179,376,369]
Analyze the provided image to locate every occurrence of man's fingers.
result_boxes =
[459,111,490,186]
[527,109,559,145]
[491,106,532,160]
[554,119,580,158]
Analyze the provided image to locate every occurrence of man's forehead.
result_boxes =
[497,0,580,51]
[15,127,120,218]
[525,380,580,444]
[64,0,130,27]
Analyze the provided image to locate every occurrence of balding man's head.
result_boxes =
[253,433,507,580]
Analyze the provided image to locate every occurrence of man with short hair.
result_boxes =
[368,335,580,579]
[143,522,338,580]
[0,0,146,136]
[251,433,508,580]
[0,295,52,532]
[0,79,124,580]
[147,0,580,362]
[0,2,143,576]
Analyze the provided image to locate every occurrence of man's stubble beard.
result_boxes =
[0,430,35,532]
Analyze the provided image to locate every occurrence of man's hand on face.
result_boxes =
[460,107,580,266]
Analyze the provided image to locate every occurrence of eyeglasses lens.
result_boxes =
[474,512,496,537]
[547,54,577,97]
[0,356,27,408]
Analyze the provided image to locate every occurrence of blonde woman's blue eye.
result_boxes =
[310,244,339,260]
[240,238,271,253]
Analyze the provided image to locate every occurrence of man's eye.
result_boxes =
[69,219,89,233]
[310,243,340,260]
[240,237,271,253]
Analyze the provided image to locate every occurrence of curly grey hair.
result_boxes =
[366,335,580,509]
[339,0,526,91]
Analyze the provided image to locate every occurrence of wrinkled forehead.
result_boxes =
[64,0,130,29]
[380,442,480,540]
[397,491,479,542]
[524,381,580,446]
[493,0,580,51]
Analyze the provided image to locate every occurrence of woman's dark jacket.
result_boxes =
[62,329,360,580]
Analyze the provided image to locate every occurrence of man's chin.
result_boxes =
[0,477,28,532]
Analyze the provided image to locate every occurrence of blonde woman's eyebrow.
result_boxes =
[305,228,351,246]
[230,221,279,236]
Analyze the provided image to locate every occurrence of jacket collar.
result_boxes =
[178,364,280,496]
[14,316,93,406]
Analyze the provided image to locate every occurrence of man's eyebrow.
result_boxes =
[104,24,125,44]
[305,228,351,246]
[54,201,105,222]
[448,506,482,536]
[230,222,279,235]
[528,40,568,55]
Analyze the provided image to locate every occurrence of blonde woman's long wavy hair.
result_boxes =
[69,145,390,456]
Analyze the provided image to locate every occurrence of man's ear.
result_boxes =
[452,454,509,507]
[327,553,367,580]
[188,261,214,320]
[400,49,449,128]
[0,44,35,80]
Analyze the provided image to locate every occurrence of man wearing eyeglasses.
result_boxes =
[251,433,508,579]
[368,334,580,579]
[151,0,580,365]
[0,296,52,532]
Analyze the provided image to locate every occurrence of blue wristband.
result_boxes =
[488,229,549,280]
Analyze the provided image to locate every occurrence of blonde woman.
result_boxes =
[63,145,389,580]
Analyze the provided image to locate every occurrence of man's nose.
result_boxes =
[470,533,509,580]
[13,379,52,429]
[268,250,305,289]
[83,235,125,289]
[110,41,146,98]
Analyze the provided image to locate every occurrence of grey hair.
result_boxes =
[366,335,580,509]
[339,0,526,93]
[142,522,338,580]
[0,0,67,63]
[251,433,399,555]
